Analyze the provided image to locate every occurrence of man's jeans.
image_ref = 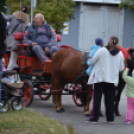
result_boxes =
[0,59,2,104]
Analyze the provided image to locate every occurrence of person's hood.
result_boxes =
[13,11,29,23]
[106,45,120,56]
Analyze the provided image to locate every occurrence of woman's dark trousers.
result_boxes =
[90,82,114,122]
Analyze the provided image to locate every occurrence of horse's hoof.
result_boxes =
[85,114,90,117]
[99,112,104,117]
[56,109,62,113]
[61,108,65,112]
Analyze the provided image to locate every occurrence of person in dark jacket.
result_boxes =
[23,13,58,64]
[0,11,7,101]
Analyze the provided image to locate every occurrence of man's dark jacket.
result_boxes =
[0,12,7,59]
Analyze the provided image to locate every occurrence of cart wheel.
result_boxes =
[38,88,51,101]
[0,101,10,112]
[11,98,23,110]
[73,88,83,107]
[20,80,34,107]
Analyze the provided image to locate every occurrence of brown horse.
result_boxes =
[51,48,92,115]
[52,47,134,116]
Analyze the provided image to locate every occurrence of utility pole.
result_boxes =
[31,0,37,24]
[20,0,22,11]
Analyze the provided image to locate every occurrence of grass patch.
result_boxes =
[0,108,76,134]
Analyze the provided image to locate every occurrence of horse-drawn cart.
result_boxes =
[3,33,84,107]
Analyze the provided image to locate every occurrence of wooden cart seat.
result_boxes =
[17,33,62,57]
[4,33,72,76]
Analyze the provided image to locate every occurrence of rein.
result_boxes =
[73,52,88,85]
[72,48,82,53]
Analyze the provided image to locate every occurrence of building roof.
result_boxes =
[73,0,121,4]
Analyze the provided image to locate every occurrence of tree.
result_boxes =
[119,0,134,9]
[6,0,76,34]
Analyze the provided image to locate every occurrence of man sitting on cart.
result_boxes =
[23,13,58,64]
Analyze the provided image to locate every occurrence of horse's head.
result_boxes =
[127,58,134,70]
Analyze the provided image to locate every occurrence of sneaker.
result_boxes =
[125,121,131,124]
[106,121,114,124]
[92,121,98,124]
[85,119,90,123]
[108,122,114,124]
[86,119,98,124]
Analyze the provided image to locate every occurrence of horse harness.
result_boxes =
[73,52,88,85]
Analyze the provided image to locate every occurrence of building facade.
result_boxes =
[123,6,134,48]
[58,0,134,51]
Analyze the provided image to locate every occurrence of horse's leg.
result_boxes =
[114,86,126,116]
[59,90,65,111]
[54,80,65,113]
[114,76,126,116]
[54,91,63,113]
[58,82,66,111]
[84,85,92,117]
[52,78,62,113]
[114,88,124,116]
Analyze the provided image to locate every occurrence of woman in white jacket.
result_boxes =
[87,37,124,124]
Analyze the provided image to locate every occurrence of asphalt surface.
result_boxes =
[29,87,134,134]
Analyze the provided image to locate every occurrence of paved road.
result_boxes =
[29,88,134,134]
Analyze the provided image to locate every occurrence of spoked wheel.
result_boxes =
[38,88,51,101]
[11,98,23,110]
[20,80,34,107]
[0,101,10,112]
[72,85,83,107]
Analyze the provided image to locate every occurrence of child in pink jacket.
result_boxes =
[122,67,134,124]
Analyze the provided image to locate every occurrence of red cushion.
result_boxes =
[61,45,72,48]
[17,44,29,47]
[14,32,24,40]
[56,34,61,42]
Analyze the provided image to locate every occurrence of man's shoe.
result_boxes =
[125,121,131,124]
[106,121,114,124]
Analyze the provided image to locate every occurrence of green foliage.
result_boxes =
[6,0,76,34]
[119,0,134,9]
